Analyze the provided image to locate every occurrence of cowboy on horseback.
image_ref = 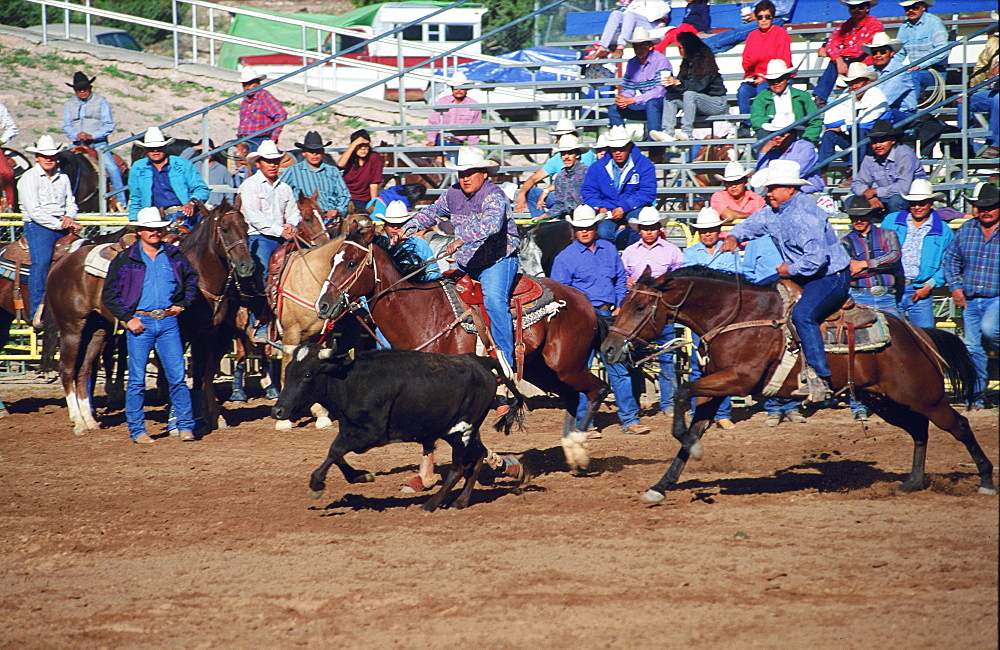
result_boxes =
[402,146,519,377]
[721,159,852,403]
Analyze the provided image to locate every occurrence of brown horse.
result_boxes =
[178,201,255,431]
[601,266,998,502]
[313,228,609,472]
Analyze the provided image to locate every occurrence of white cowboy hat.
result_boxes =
[136,126,175,149]
[862,31,904,54]
[901,178,943,202]
[550,118,577,136]
[554,134,589,154]
[716,161,752,183]
[381,200,412,224]
[604,125,633,148]
[841,0,878,7]
[595,134,608,149]
[566,204,602,228]
[761,58,799,80]
[446,71,469,87]
[25,135,65,156]
[246,139,285,165]
[761,112,807,133]
[690,207,724,229]
[751,160,808,187]
[625,26,659,45]
[131,207,172,229]
[838,62,878,86]
[444,146,500,172]
[899,0,932,7]
[239,65,266,84]
[498,181,518,201]
[630,206,663,226]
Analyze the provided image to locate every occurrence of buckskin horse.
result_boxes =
[312,226,609,473]
[600,266,998,502]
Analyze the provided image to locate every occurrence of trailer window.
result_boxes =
[445,25,474,42]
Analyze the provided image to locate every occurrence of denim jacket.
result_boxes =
[880,209,953,287]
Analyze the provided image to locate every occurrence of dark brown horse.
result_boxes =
[178,201,255,431]
[601,266,998,502]
[313,228,609,472]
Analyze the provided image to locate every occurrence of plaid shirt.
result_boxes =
[943,219,1000,298]
[826,14,883,62]
[238,89,287,141]
[840,226,902,288]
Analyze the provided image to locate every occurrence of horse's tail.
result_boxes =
[921,327,977,404]
[39,303,60,374]
[473,355,526,434]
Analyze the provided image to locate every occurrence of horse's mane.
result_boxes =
[641,266,779,291]
[180,205,217,253]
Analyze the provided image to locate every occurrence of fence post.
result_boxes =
[191,3,198,64]
[960,37,969,180]
[172,0,180,69]
[397,29,407,153]
[202,112,211,190]
[97,144,107,217]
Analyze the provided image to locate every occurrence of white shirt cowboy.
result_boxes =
[17,164,78,229]
[237,170,301,237]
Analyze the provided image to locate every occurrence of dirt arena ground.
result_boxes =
[1,380,997,647]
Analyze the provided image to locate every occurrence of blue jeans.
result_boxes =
[526,185,555,220]
[466,255,518,366]
[792,268,850,378]
[896,283,935,328]
[102,150,125,193]
[689,332,732,421]
[653,325,677,411]
[818,128,869,170]
[961,91,999,148]
[24,220,64,315]
[704,16,788,54]
[813,61,840,102]
[911,67,945,98]
[597,214,642,250]
[765,397,800,415]
[576,308,640,428]
[848,288,900,413]
[737,80,769,123]
[249,234,283,327]
[125,315,194,439]
[608,97,664,140]
[961,295,999,405]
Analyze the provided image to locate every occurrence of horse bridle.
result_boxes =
[607,281,695,358]
[199,209,251,316]
[319,240,377,314]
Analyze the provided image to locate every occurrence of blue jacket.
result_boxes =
[101,243,199,323]
[128,156,210,220]
[580,146,657,215]
[880,209,953,288]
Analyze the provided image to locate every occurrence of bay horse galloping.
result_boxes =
[178,201,255,431]
[601,266,997,502]
[313,227,609,472]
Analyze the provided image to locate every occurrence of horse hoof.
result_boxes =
[979,485,999,496]
[561,430,591,472]
[0,408,8,418]
[360,472,375,483]
[400,476,424,493]
[73,427,87,437]
[275,419,293,431]
[314,416,334,430]
[308,489,324,499]
[640,489,665,504]
[216,416,228,429]
[229,391,248,403]
[264,387,280,400]
[689,441,703,461]
[896,479,926,494]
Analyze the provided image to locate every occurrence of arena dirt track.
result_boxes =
[1,382,997,647]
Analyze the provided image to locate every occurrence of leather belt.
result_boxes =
[595,303,615,311]
[856,286,889,297]
[135,309,169,320]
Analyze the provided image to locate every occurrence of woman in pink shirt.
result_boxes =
[737,1,792,135]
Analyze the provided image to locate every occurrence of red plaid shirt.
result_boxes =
[237,89,287,141]
[826,14,884,63]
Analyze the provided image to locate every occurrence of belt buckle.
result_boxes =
[869,286,887,297]
[149,309,167,320]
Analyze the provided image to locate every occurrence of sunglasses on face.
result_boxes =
[871,48,893,55]
[756,14,773,19]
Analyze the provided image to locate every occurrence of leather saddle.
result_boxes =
[0,233,83,267]
[451,272,544,310]
[266,241,296,313]
[778,279,879,334]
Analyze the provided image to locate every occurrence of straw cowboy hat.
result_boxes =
[445,146,500,172]
[630,206,663,226]
[130,207,172,229]
[862,31,904,54]
[381,200,412,224]
[446,71,469,87]
[761,112,807,133]
[969,182,999,208]
[901,178,943,202]
[246,139,285,165]
[550,118,577,136]
[841,0,878,7]
[838,62,878,86]
[595,134,609,149]
[66,71,96,89]
[716,161,752,183]
[136,126,175,149]
[554,134,589,154]
[625,26,659,45]
[843,194,879,217]
[750,160,808,187]
[566,204,602,228]
[25,135,65,157]
[690,207,725,229]
[294,131,332,151]
[239,66,267,84]
[761,58,799,80]
[604,125,633,148]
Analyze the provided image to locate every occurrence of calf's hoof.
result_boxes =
[640,489,666,504]
[314,416,333,430]
[896,478,927,494]
[274,419,293,431]
[347,472,375,484]
[308,489,325,499]
[689,441,703,461]
[978,484,998,496]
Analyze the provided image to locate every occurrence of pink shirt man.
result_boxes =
[710,188,766,217]
[621,236,684,280]
[427,86,483,146]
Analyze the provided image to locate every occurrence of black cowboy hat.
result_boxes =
[66,71,96,89]
[295,131,332,151]
[867,119,903,140]
[969,182,999,208]
[844,194,878,216]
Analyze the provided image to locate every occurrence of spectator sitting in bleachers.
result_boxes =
[959,20,998,159]
[736,1,793,136]
[580,125,655,250]
[535,135,591,221]
[610,28,672,141]
[515,119,596,218]
[818,63,889,172]
[850,118,926,215]
[896,0,949,99]
[754,115,825,194]
[749,59,823,143]
[864,32,917,112]
[649,32,727,142]
[704,0,796,54]
[654,0,712,53]
[711,161,765,222]
[588,0,672,60]
[811,0,884,106]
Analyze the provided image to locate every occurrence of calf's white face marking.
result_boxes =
[296,345,310,363]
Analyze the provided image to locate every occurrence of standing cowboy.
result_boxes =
[236,66,287,152]
[280,131,350,222]
[722,160,852,404]
[17,135,81,328]
[61,71,126,202]
[128,127,210,227]
[102,208,199,444]
[551,205,649,435]
[404,146,519,378]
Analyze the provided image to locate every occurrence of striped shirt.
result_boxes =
[943,219,1000,298]
[840,227,902,289]
[279,159,350,215]
[621,50,671,105]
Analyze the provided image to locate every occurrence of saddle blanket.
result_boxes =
[84,243,117,279]
[822,310,891,353]
[0,256,28,281]
[441,277,564,334]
